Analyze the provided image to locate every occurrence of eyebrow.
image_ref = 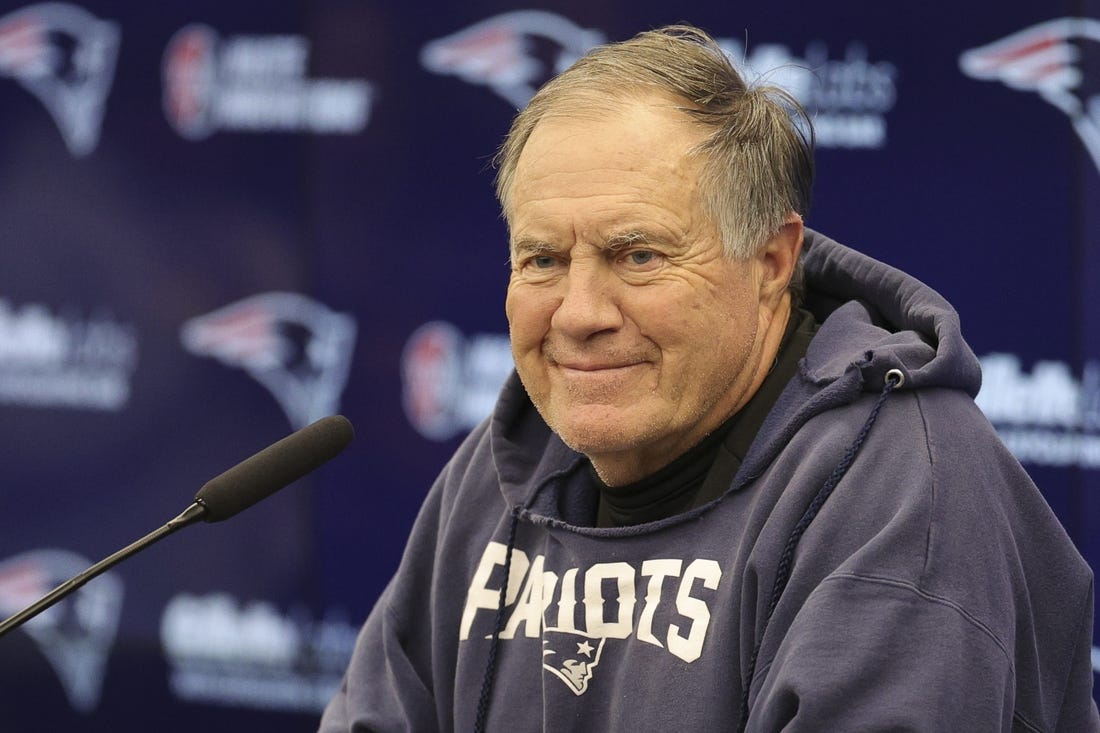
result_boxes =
[510,238,557,256]
[604,229,689,254]
[604,230,654,250]
[510,229,683,255]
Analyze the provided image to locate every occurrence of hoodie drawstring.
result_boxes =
[474,506,523,733]
[737,368,904,732]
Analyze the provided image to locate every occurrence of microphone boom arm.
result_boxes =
[0,414,353,640]
[0,502,207,639]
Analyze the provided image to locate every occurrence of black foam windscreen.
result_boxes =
[194,414,354,522]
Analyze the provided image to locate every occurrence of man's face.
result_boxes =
[505,95,779,485]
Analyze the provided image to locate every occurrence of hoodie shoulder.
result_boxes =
[800,229,982,397]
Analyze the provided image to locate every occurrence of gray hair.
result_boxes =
[494,24,814,263]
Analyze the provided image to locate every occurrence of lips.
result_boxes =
[544,347,651,372]
[556,361,638,371]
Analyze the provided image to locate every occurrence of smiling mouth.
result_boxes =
[555,360,642,372]
[563,360,633,367]
[550,356,642,367]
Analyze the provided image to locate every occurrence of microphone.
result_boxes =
[0,414,354,639]
[195,413,354,522]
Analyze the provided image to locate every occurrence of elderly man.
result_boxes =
[321,25,1099,732]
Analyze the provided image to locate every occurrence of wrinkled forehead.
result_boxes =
[509,91,709,205]
[507,98,714,252]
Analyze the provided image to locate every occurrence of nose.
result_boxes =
[550,261,623,340]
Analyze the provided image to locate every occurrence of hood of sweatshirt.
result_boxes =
[488,229,982,525]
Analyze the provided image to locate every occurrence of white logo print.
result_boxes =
[721,39,898,149]
[0,3,119,156]
[960,17,1100,172]
[420,10,605,108]
[961,23,1100,668]
[0,298,139,411]
[423,15,898,150]
[162,23,375,140]
[400,321,512,441]
[0,550,123,712]
[461,541,723,685]
[160,592,359,713]
[542,629,606,695]
[181,292,357,429]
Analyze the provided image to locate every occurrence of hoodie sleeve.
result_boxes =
[737,374,1100,732]
[318,591,440,732]
[318,419,501,733]
[749,574,1019,731]
[318,466,451,733]
[747,508,1100,732]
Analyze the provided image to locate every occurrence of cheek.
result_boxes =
[716,290,760,345]
[670,287,758,366]
[506,285,552,353]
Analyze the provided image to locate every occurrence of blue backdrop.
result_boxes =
[0,1,1097,729]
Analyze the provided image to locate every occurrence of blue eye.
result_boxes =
[532,255,557,269]
[628,251,657,265]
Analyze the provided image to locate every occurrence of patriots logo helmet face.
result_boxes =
[0,550,123,712]
[0,2,120,156]
[542,628,607,695]
[420,10,605,108]
[180,292,357,430]
[960,17,1100,172]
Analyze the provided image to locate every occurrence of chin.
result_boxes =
[549,410,652,457]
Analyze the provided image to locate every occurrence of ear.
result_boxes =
[756,213,804,307]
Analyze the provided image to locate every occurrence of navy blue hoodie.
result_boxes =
[321,230,1100,732]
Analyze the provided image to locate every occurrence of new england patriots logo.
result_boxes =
[420,10,605,108]
[180,292,357,430]
[542,628,607,695]
[959,17,1100,172]
[0,550,123,712]
[161,23,218,140]
[0,3,119,156]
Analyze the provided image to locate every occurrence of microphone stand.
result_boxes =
[0,502,207,639]
[0,414,353,640]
